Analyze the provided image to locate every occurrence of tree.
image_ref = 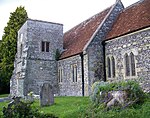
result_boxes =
[0,6,28,93]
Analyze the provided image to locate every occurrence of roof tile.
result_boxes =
[106,0,150,40]
[60,7,112,59]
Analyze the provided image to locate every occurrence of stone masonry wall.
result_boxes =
[85,0,124,95]
[83,54,89,96]
[25,59,57,95]
[58,55,83,96]
[105,28,150,93]
[10,19,63,97]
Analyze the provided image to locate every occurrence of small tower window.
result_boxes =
[41,41,50,52]
[46,42,50,52]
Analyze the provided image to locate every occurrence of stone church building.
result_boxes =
[10,0,150,97]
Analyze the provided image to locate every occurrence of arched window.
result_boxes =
[58,68,63,83]
[112,56,115,78]
[72,64,77,82]
[107,57,111,78]
[130,52,136,76]
[125,53,130,76]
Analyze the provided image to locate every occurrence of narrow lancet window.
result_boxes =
[130,52,136,76]
[107,57,111,78]
[112,56,115,78]
[125,53,130,76]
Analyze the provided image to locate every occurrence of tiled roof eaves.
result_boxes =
[105,25,150,42]
[83,3,116,51]
[60,7,112,59]
[59,52,82,60]
[106,0,150,40]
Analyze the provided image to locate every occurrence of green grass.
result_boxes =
[33,96,90,118]
[0,96,149,118]
[0,101,8,116]
[0,94,9,98]
[81,97,150,118]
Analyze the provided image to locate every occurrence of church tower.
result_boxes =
[10,19,63,97]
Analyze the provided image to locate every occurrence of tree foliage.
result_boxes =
[0,6,28,93]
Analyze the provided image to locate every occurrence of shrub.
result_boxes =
[2,97,57,118]
[91,80,146,106]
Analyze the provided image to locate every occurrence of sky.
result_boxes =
[0,0,139,40]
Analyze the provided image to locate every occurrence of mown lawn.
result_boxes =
[0,94,9,98]
[33,96,90,118]
[0,96,150,118]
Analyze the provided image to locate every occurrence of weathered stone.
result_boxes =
[10,19,63,97]
[106,91,127,108]
[105,28,150,92]
[10,0,149,98]
[40,83,54,107]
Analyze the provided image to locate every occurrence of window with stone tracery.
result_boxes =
[107,56,116,78]
[71,64,77,82]
[130,52,136,76]
[124,52,136,77]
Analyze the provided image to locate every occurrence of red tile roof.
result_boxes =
[106,0,150,40]
[60,7,112,59]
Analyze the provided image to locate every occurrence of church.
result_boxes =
[10,0,150,97]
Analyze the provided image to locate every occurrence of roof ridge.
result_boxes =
[123,0,145,11]
[27,18,63,26]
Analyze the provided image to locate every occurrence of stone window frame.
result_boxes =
[106,56,116,79]
[58,67,63,83]
[41,41,50,52]
[124,52,136,78]
[71,64,78,83]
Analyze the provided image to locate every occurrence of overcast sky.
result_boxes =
[0,0,139,40]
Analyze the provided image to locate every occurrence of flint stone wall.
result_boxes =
[10,19,63,97]
[85,1,124,95]
[58,55,83,96]
[105,28,150,93]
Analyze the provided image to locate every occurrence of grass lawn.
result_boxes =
[33,96,90,118]
[0,96,149,118]
[0,94,9,98]
[0,101,8,116]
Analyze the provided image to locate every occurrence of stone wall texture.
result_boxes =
[10,1,150,97]
[58,55,83,96]
[105,28,150,93]
[10,19,63,97]
[84,1,124,95]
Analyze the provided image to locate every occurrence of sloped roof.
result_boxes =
[106,0,150,40]
[60,7,112,59]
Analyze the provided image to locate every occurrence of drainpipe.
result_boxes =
[80,53,84,96]
[102,41,106,82]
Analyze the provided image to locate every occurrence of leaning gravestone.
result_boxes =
[40,83,54,107]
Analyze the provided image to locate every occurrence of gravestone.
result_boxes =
[40,83,54,107]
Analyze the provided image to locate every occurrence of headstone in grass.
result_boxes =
[40,83,54,107]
